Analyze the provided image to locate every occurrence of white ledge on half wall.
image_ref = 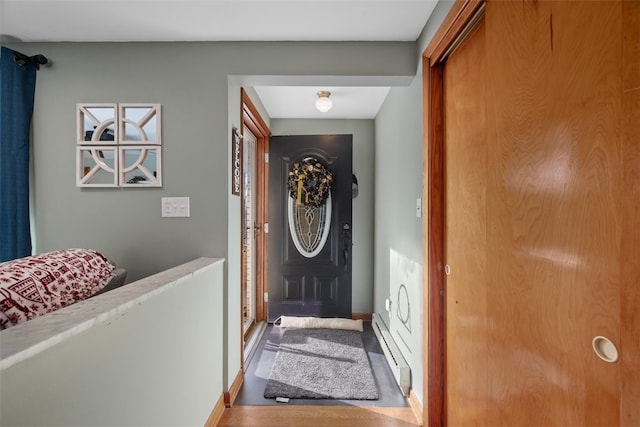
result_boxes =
[0,257,224,371]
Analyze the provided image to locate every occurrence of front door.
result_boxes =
[268,134,352,321]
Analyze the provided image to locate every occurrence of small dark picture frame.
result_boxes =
[231,127,242,196]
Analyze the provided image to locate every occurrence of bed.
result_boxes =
[0,248,127,330]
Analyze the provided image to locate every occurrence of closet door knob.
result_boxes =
[592,336,618,363]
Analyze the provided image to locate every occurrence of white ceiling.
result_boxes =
[254,86,392,119]
[0,0,438,119]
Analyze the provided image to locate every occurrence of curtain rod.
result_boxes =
[13,50,48,70]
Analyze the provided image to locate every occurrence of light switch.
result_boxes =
[162,197,190,217]
[416,197,422,218]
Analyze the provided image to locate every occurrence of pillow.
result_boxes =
[0,248,115,329]
[275,315,363,331]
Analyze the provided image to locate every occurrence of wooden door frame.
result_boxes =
[240,88,271,328]
[421,1,485,426]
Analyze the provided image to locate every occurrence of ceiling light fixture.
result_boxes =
[315,90,333,112]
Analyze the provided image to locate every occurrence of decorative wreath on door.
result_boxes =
[287,158,334,207]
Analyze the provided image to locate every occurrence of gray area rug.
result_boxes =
[264,328,379,400]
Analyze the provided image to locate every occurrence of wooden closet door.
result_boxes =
[485,2,622,424]
[443,17,488,426]
[440,1,636,425]
[620,2,640,424]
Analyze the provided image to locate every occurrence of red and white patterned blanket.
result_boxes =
[0,249,115,329]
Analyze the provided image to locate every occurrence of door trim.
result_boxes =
[421,1,485,426]
[240,88,271,330]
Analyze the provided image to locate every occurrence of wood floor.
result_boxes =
[218,405,421,426]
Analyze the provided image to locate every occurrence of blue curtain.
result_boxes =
[0,47,37,262]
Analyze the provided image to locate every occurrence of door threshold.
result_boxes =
[244,321,267,369]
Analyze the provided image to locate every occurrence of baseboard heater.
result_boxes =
[372,313,411,396]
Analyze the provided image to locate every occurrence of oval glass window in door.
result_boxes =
[288,193,332,258]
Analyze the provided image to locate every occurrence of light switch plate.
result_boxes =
[162,197,190,217]
[416,197,422,218]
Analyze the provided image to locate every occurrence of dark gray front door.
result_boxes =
[268,134,352,321]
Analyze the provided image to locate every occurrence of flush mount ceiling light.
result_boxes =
[315,90,333,112]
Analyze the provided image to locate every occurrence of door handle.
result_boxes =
[343,223,351,272]
[592,336,619,363]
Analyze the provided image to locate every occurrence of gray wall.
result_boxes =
[9,41,416,282]
[374,65,425,403]
[270,119,375,313]
[372,0,454,405]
